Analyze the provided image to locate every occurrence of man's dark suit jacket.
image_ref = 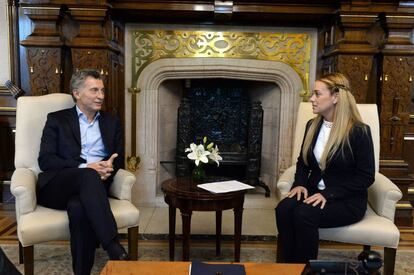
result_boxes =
[292,119,375,215]
[37,106,124,190]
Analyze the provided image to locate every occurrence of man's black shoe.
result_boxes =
[107,241,129,260]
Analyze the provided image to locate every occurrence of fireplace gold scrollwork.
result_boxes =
[128,29,312,172]
[131,30,311,95]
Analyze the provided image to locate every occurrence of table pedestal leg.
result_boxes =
[168,206,176,261]
[234,207,243,262]
[181,210,192,261]
[216,211,222,256]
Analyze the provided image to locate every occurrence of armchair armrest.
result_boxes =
[10,168,37,218]
[276,165,296,200]
[109,169,136,201]
[368,172,402,221]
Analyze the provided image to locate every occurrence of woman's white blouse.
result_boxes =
[313,120,333,190]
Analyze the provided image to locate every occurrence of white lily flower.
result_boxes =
[208,145,223,166]
[186,143,210,166]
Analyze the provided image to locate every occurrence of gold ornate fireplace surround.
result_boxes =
[129,30,310,165]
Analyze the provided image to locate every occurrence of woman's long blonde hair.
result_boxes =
[302,73,364,170]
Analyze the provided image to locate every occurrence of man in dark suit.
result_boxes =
[37,69,128,275]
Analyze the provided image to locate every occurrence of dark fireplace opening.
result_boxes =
[175,78,271,196]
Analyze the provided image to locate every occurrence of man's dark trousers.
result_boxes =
[37,167,118,275]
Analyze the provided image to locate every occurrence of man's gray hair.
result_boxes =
[70,69,102,102]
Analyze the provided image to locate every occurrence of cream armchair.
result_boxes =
[11,94,140,275]
[276,102,402,275]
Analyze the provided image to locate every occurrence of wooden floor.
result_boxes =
[1,185,413,249]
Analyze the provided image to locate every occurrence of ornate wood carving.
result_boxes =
[379,55,414,226]
[71,49,108,73]
[335,55,373,103]
[380,56,413,159]
[26,47,62,95]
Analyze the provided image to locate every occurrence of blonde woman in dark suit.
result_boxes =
[275,73,375,263]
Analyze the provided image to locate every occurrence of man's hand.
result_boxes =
[87,153,118,181]
[104,153,118,168]
[288,186,308,201]
[303,193,327,209]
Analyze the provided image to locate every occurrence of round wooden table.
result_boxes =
[161,177,247,262]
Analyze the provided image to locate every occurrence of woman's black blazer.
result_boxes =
[292,119,375,211]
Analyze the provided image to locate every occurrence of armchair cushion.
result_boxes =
[18,206,70,247]
[17,198,140,247]
[319,207,400,249]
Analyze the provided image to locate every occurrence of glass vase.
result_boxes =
[191,165,205,183]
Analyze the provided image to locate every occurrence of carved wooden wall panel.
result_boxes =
[26,47,62,95]
[71,49,109,76]
[380,56,413,159]
[335,55,373,103]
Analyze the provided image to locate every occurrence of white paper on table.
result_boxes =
[197,180,254,193]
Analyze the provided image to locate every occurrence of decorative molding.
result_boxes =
[132,30,311,96]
